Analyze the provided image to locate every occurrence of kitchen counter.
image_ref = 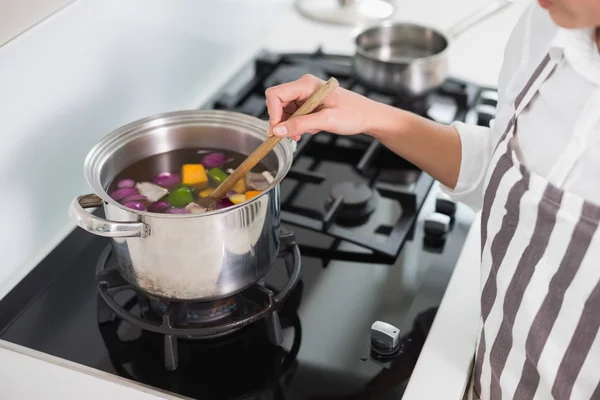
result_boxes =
[0,340,183,399]
[0,0,528,398]
[403,216,481,400]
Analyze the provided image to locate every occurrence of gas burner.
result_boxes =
[325,181,379,226]
[96,230,302,370]
[145,296,238,328]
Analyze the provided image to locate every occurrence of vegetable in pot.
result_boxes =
[262,171,275,184]
[122,200,146,211]
[185,202,207,214]
[152,172,181,189]
[208,168,228,183]
[199,188,214,198]
[167,187,194,208]
[110,147,273,215]
[232,178,246,194]
[201,152,227,168]
[148,200,170,213]
[116,178,136,188]
[166,207,189,214]
[110,187,138,202]
[215,198,234,209]
[135,182,168,202]
[121,194,147,203]
[245,190,261,200]
[182,164,208,187]
[228,194,246,205]
[245,172,270,191]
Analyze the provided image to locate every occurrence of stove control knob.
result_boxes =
[435,193,457,219]
[370,321,401,356]
[475,104,496,128]
[424,212,451,237]
[479,90,499,107]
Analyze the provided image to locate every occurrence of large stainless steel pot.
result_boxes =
[352,0,512,96]
[69,110,295,301]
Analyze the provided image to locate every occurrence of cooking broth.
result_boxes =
[108,148,273,214]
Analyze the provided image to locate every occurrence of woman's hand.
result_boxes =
[265,74,377,140]
[264,74,462,189]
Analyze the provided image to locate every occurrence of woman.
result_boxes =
[265,1,600,399]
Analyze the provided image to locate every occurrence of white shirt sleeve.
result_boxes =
[440,3,534,211]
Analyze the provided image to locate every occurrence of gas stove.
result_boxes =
[0,50,496,399]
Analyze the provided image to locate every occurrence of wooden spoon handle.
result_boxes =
[211,77,339,199]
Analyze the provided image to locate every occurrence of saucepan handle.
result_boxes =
[447,0,512,39]
[69,194,150,238]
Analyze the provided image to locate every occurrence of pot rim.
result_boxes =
[353,21,450,65]
[83,109,295,218]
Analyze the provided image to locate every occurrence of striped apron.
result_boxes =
[466,51,600,400]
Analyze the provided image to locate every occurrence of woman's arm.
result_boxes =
[365,103,462,190]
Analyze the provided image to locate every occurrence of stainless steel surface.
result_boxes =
[370,321,401,349]
[352,0,511,96]
[353,23,449,96]
[69,110,296,301]
[69,194,149,238]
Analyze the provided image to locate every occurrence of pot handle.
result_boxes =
[446,0,511,39]
[69,194,150,238]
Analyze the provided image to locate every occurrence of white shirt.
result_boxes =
[443,3,600,210]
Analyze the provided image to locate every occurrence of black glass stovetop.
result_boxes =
[0,191,474,400]
[0,50,492,399]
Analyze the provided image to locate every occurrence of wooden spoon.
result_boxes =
[210,77,340,199]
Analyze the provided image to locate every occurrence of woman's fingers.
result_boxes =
[272,110,332,138]
[265,75,324,126]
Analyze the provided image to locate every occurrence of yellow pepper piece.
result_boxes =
[199,188,214,198]
[245,190,261,200]
[228,194,246,205]
[232,178,246,194]
[182,164,208,186]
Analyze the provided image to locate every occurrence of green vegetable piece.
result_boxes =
[208,167,228,183]
[167,186,193,208]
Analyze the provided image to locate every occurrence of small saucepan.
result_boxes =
[352,0,512,96]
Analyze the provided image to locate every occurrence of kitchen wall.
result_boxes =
[0,0,292,297]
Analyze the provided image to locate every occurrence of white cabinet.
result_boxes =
[0,0,75,46]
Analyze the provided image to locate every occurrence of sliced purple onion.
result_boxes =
[166,207,189,214]
[202,152,227,168]
[226,190,237,197]
[122,200,146,211]
[116,178,136,188]
[121,194,147,203]
[152,172,181,189]
[148,200,170,213]
[215,198,234,210]
[110,187,138,201]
